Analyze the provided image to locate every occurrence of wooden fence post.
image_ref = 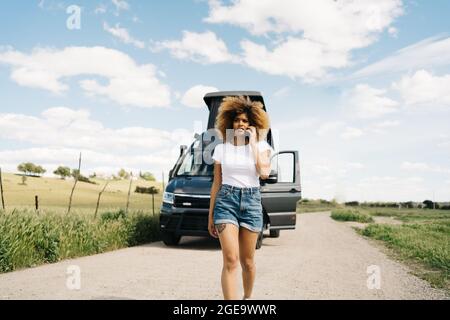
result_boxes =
[35,195,39,213]
[94,181,109,219]
[125,172,133,215]
[152,193,155,216]
[0,167,5,210]
[67,152,82,215]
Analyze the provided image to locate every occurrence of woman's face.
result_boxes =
[233,112,250,137]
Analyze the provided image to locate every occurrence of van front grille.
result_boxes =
[174,195,210,209]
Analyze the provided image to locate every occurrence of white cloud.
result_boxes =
[94,5,107,14]
[346,84,399,119]
[151,30,237,64]
[0,107,194,153]
[181,85,219,108]
[375,120,400,128]
[112,0,129,14]
[240,37,348,81]
[352,175,427,202]
[272,86,291,98]
[346,162,365,169]
[352,35,450,79]
[0,107,199,176]
[103,22,145,49]
[0,46,170,108]
[316,121,345,136]
[205,0,403,81]
[401,162,430,171]
[274,117,319,132]
[401,162,450,174]
[341,127,364,139]
[368,120,401,134]
[37,0,65,11]
[388,27,398,38]
[438,140,450,149]
[392,70,450,107]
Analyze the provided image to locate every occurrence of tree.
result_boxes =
[17,163,26,175]
[54,166,71,180]
[71,169,80,179]
[17,162,46,176]
[118,168,130,180]
[140,171,156,181]
[34,166,47,175]
[423,200,434,209]
[71,168,95,184]
[135,186,159,194]
[18,162,35,176]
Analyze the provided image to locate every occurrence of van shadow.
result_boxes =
[143,236,222,251]
[144,234,271,251]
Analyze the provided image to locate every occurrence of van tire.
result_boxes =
[255,231,263,250]
[269,229,280,238]
[161,232,181,246]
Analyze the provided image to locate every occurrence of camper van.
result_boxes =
[159,91,301,249]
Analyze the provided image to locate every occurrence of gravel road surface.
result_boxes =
[0,212,447,300]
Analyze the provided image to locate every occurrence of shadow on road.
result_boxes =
[141,236,222,251]
[142,233,275,251]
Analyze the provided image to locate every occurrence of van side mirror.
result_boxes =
[262,170,278,184]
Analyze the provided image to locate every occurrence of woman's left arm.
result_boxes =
[248,127,271,179]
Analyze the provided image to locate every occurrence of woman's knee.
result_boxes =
[223,253,239,271]
[240,257,255,272]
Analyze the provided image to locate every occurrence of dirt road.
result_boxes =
[0,212,448,300]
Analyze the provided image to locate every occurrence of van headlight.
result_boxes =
[163,192,174,204]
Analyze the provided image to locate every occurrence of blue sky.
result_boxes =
[0,0,449,202]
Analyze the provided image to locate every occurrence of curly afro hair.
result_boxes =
[215,95,270,143]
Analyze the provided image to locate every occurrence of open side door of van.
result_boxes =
[260,150,301,230]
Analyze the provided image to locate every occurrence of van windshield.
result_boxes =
[175,146,214,177]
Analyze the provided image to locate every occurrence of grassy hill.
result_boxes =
[0,172,163,215]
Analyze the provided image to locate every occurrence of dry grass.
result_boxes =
[1,172,163,212]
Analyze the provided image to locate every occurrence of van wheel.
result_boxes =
[270,229,280,238]
[161,232,181,246]
[255,231,263,250]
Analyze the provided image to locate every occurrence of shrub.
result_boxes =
[331,209,374,223]
[0,209,160,273]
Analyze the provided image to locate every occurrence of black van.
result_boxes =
[159,91,301,249]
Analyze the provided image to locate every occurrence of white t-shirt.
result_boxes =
[212,140,274,188]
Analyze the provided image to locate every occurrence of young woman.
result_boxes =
[208,95,273,300]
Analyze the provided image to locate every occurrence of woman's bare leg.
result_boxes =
[216,223,240,300]
[239,227,259,299]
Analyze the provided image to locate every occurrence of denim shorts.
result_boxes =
[213,184,263,233]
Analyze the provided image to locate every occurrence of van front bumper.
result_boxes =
[159,206,210,237]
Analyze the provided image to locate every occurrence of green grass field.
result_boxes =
[0,172,165,274]
[296,198,343,213]
[329,206,450,291]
